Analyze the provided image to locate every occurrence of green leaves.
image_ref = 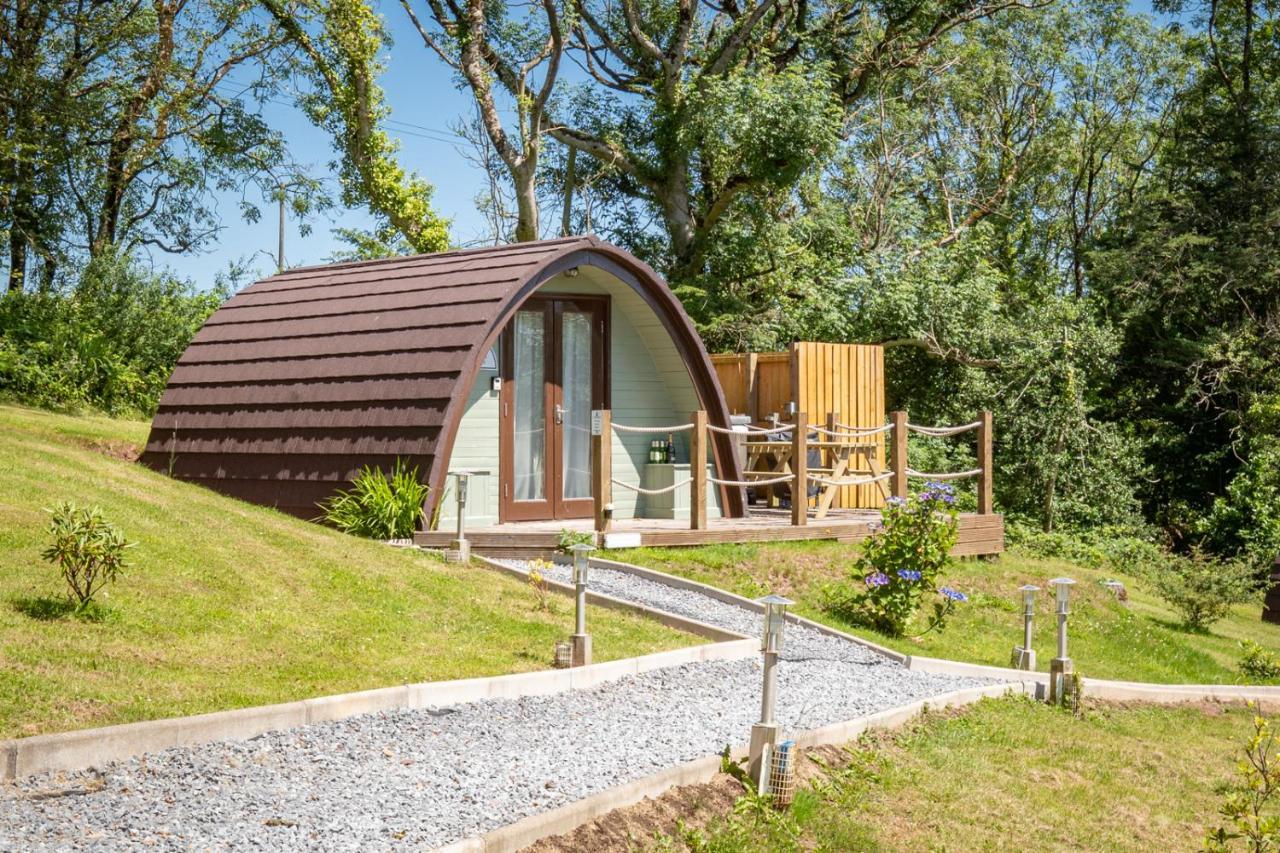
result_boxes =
[41,501,133,611]
[317,460,430,540]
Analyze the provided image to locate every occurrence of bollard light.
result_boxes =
[446,469,489,561]
[571,542,594,586]
[1048,577,1076,705]
[1011,584,1039,671]
[760,593,793,653]
[749,593,794,785]
[569,543,595,667]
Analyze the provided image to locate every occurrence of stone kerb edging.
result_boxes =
[585,555,908,663]
[432,680,1037,853]
[1,638,757,783]
[587,557,1280,707]
[476,556,748,643]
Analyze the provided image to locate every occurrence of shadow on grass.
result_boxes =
[11,596,108,623]
[1149,616,1214,636]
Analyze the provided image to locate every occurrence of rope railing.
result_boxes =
[906,467,983,481]
[816,423,894,438]
[807,471,894,488]
[611,421,695,434]
[709,473,795,488]
[611,477,692,495]
[905,420,982,437]
[706,422,795,435]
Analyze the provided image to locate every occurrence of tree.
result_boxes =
[259,0,450,253]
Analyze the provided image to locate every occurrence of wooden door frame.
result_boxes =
[499,293,610,522]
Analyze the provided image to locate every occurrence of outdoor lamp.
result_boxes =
[569,543,596,667]
[760,593,794,653]
[749,593,794,785]
[1048,577,1077,704]
[1011,584,1039,671]
[571,542,595,586]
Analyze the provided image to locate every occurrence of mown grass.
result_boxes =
[0,404,699,739]
[609,538,1280,685]
[659,696,1253,852]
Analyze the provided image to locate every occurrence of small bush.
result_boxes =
[1154,548,1260,631]
[1206,704,1280,850]
[823,482,965,637]
[527,559,554,611]
[557,529,595,553]
[318,460,429,539]
[41,502,133,611]
[1240,641,1280,682]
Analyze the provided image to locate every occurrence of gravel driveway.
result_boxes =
[1,560,1000,852]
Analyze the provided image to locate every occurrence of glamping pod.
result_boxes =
[141,236,745,526]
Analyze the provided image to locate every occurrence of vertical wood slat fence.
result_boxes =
[712,343,886,509]
[591,408,996,534]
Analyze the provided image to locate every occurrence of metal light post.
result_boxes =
[1048,577,1076,704]
[446,470,490,562]
[749,594,793,785]
[570,543,595,667]
[1011,584,1039,671]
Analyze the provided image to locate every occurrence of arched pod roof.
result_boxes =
[141,236,745,521]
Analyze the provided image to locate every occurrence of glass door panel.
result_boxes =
[512,308,547,503]
[560,309,593,501]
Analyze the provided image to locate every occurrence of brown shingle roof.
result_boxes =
[141,236,743,521]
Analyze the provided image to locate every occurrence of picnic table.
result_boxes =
[743,432,889,518]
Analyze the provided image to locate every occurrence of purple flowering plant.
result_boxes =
[823,481,963,637]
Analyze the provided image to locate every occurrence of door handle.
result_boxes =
[555,404,565,425]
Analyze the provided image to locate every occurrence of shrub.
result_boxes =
[1239,642,1280,682]
[527,559,554,611]
[823,482,965,637]
[318,460,429,539]
[1154,548,1260,631]
[1206,704,1280,851]
[557,529,595,553]
[41,502,134,611]
[0,252,224,416]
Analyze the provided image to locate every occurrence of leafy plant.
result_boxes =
[823,482,964,637]
[527,559,554,611]
[1153,548,1260,632]
[41,502,133,612]
[1240,642,1280,682]
[1206,704,1280,851]
[317,460,429,540]
[556,528,595,553]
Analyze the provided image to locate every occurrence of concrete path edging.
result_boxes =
[587,555,907,663]
[432,680,1036,853]
[1,637,758,782]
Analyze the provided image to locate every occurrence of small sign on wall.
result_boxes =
[591,409,604,436]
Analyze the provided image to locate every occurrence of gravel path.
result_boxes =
[1,561,1001,852]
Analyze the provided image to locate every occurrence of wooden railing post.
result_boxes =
[593,409,612,534]
[890,410,908,500]
[977,409,994,515]
[690,410,707,530]
[825,411,841,508]
[791,411,808,527]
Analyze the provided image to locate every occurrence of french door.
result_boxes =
[500,295,608,521]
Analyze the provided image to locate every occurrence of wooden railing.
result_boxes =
[591,408,995,534]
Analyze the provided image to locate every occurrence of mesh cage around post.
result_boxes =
[769,741,797,809]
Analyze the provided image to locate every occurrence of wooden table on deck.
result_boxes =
[744,436,889,518]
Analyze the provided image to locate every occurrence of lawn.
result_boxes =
[608,539,1280,685]
[657,696,1255,852]
[0,404,699,739]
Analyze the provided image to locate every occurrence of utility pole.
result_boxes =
[277,180,287,273]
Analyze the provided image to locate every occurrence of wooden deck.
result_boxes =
[414,509,1004,558]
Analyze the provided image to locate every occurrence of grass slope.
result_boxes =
[663,696,1251,851]
[0,405,698,739]
[611,540,1280,685]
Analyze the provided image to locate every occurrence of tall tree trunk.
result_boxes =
[513,156,540,242]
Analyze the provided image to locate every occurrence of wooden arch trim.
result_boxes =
[427,239,746,521]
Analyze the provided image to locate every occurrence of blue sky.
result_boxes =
[166,5,491,285]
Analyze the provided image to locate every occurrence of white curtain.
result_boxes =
[514,310,545,501]
[561,311,593,499]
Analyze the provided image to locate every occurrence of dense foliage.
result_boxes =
[1153,548,1261,631]
[0,254,221,415]
[824,483,965,637]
